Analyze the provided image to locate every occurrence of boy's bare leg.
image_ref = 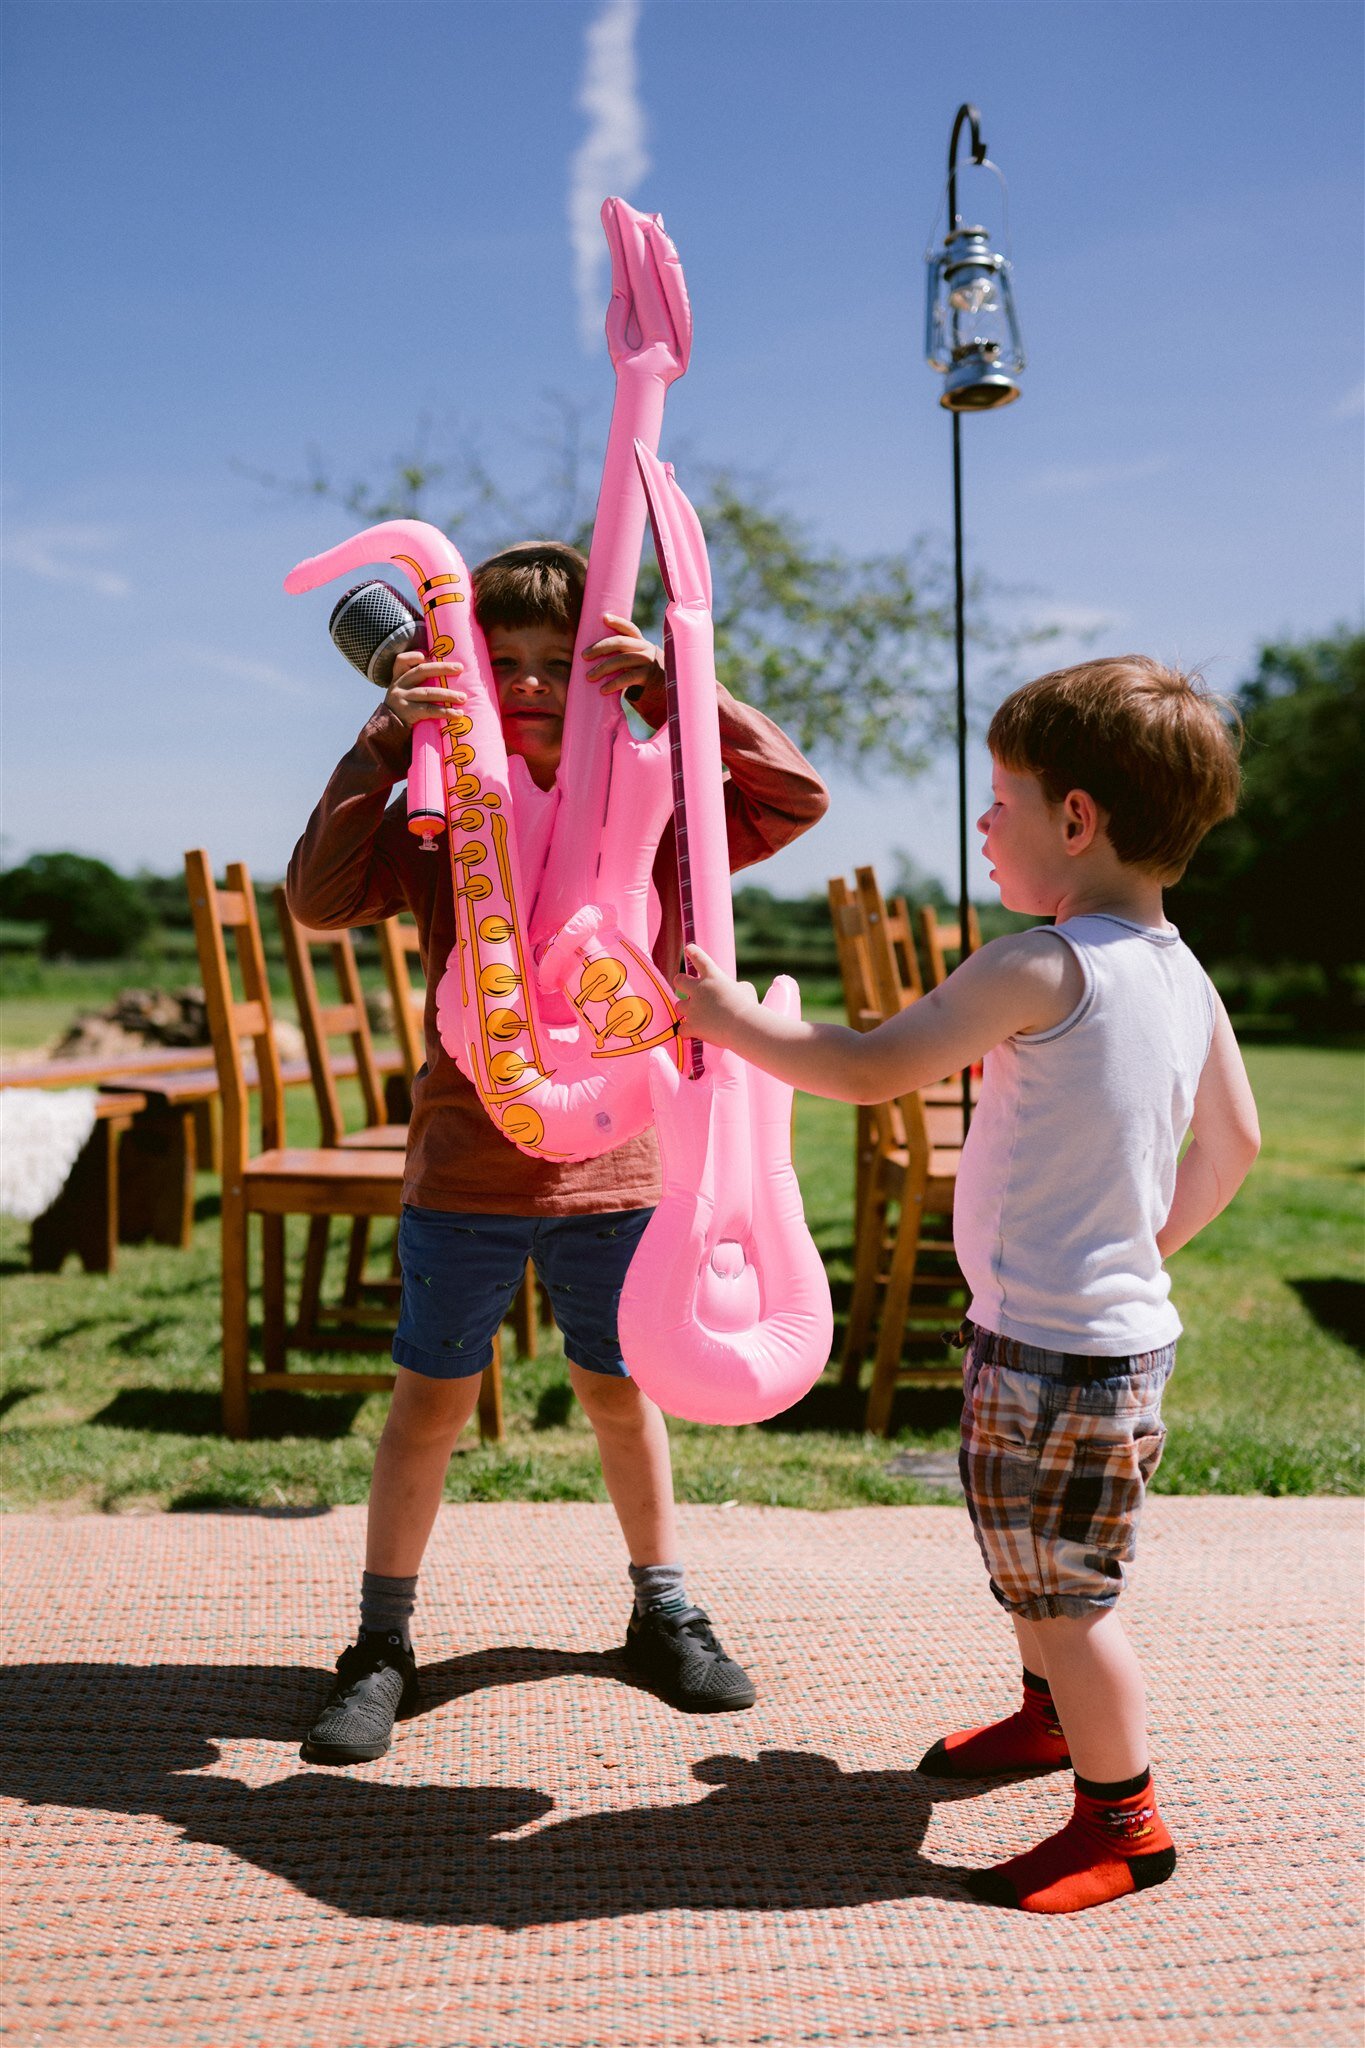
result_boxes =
[1027,1607,1147,1782]
[569,1362,679,1564]
[365,1365,484,1577]
[1011,1613,1050,1677]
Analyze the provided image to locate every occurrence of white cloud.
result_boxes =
[3,522,131,597]
[1332,381,1364,420]
[1026,454,1172,497]
[173,644,327,704]
[1036,603,1125,639]
[567,0,650,353]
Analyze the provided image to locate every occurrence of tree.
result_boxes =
[1170,627,1365,1016]
[253,406,1051,779]
[0,852,152,960]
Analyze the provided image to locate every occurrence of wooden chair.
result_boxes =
[275,890,412,1322]
[375,911,543,1362]
[917,901,983,989]
[828,875,967,1433]
[186,850,504,1442]
[376,914,426,1095]
[852,868,980,1115]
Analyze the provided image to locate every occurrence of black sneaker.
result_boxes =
[624,1604,757,1713]
[299,1630,420,1765]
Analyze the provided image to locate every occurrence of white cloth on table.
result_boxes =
[0,1088,100,1221]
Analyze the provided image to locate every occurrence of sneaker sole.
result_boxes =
[623,1645,756,1713]
[298,1681,421,1766]
[298,1737,393,1766]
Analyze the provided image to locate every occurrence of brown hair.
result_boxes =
[987,656,1242,880]
[471,540,588,637]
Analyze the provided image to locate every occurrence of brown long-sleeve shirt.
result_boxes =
[286,684,828,1213]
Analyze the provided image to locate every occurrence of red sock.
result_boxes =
[967,1770,1177,1913]
[918,1670,1070,1777]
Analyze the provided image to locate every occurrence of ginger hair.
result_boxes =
[987,656,1242,880]
[471,540,588,638]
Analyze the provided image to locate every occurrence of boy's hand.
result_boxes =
[384,648,468,730]
[673,945,759,1047]
[583,613,665,704]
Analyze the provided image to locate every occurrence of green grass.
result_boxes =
[0,1040,1359,1511]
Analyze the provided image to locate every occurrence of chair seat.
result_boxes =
[244,1147,404,1217]
[924,1104,966,1149]
[875,1149,959,1200]
[339,1124,409,1151]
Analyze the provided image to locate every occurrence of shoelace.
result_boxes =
[675,1610,723,1652]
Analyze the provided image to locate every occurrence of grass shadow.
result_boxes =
[761,1374,963,1439]
[0,1385,40,1423]
[532,1381,574,1431]
[109,1316,183,1356]
[1290,1278,1365,1354]
[169,1493,334,1516]
[91,1387,367,1440]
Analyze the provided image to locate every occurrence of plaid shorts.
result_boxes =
[959,1322,1174,1620]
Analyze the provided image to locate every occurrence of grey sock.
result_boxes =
[629,1562,690,1619]
[359,1570,418,1649]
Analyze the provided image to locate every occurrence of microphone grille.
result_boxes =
[328,581,424,685]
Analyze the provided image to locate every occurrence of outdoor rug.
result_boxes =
[2,1497,1360,2047]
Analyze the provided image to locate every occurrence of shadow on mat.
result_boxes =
[1,1660,986,1925]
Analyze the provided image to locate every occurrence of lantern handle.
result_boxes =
[922,154,1015,265]
[947,103,987,228]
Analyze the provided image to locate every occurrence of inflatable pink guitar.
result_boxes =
[286,199,831,1419]
[617,447,832,1423]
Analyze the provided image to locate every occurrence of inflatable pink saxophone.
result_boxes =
[617,447,832,1423]
[285,511,679,1160]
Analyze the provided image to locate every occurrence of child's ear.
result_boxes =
[1062,788,1101,853]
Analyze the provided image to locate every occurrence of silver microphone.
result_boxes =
[328,581,424,688]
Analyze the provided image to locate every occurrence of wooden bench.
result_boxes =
[27,1091,147,1274]
[2,1047,407,1263]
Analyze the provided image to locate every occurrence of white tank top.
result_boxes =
[954,914,1216,1355]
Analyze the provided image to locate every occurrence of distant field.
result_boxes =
[0,1012,1360,1509]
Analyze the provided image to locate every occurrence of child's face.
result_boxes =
[486,622,575,788]
[976,761,1071,915]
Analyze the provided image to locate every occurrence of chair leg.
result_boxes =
[866,1191,926,1437]
[293,1217,330,1344]
[221,1195,251,1439]
[841,1180,890,1386]
[342,1218,370,1310]
[478,1333,506,1445]
[261,1214,287,1373]
[511,1263,537,1360]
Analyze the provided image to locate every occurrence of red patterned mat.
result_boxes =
[3,1499,1361,2047]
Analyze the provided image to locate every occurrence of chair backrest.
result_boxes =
[827,876,932,1166]
[916,902,983,988]
[184,850,285,1170]
[376,915,426,1085]
[855,866,923,1010]
[273,890,387,1146]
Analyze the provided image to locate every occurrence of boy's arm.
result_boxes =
[584,612,829,862]
[677,932,1082,1103]
[1156,998,1260,1256]
[285,706,417,931]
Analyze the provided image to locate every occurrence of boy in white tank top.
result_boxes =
[675,655,1259,1915]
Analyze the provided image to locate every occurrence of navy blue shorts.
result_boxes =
[392,1205,655,1380]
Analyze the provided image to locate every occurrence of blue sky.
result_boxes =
[4,0,1361,900]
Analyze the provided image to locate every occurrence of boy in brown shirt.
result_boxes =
[287,541,828,1763]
